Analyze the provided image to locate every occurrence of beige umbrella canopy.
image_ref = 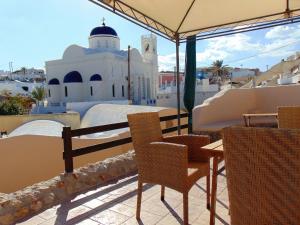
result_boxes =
[91,0,300,41]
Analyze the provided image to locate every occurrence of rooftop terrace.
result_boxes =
[8,85,300,225]
[16,164,229,225]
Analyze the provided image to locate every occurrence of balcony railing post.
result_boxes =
[62,126,73,173]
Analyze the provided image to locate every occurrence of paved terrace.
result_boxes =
[17,164,229,225]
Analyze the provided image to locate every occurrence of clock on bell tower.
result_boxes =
[141,34,157,63]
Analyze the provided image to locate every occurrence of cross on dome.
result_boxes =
[90,18,118,37]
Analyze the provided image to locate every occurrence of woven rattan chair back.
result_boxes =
[128,112,171,184]
[278,106,300,128]
[127,112,163,149]
[223,127,300,225]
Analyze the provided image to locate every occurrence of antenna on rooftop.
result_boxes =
[102,17,106,26]
[9,61,13,80]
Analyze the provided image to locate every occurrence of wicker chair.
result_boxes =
[222,126,300,225]
[278,106,300,128]
[127,112,211,225]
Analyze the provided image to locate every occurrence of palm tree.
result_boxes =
[20,67,27,76]
[31,86,46,106]
[211,60,229,89]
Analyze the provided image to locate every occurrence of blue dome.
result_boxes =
[48,78,60,85]
[90,25,118,37]
[63,71,83,83]
[90,74,102,81]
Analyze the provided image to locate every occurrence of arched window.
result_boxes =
[22,86,28,92]
[65,86,68,97]
[63,71,82,83]
[48,78,60,85]
[90,74,102,81]
[112,84,115,97]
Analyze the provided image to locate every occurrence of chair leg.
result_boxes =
[136,180,143,220]
[183,192,189,225]
[206,172,211,210]
[161,185,165,201]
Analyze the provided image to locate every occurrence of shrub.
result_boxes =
[0,100,24,115]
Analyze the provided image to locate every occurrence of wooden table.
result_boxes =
[243,113,278,127]
[201,140,224,225]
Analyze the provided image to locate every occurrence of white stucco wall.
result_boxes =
[88,81,105,101]
[89,35,120,50]
[48,85,61,103]
[230,69,255,77]
[193,84,300,132]
[63,83,83,102]
[157,90,217,109]
[45,30,158,106]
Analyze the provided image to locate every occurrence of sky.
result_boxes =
[1,0,300,73]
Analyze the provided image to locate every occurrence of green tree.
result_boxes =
[0,100,24,115]
[31,86,46,106]
[12,94,35,113]
[0,92,34,115]
[211,60,229,88]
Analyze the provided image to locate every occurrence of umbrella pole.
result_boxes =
[176,36,181,135]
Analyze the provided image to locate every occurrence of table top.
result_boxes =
[201,139,223,157]
[243,113,278,117]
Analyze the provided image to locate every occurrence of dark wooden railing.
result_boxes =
[62,113,188,173]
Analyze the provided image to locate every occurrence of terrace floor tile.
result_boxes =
[18,171,230,225]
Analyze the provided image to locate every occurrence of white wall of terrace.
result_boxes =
[193,84,300,132]
[0,106,183,193]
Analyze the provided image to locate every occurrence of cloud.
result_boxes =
[259,38,297,58]
[158,52,185,71]
[196,49,230,62]
[158,33,257,70]
[265,25,300,39]
[158,48,230,71]
[233,24,253,30]
[158,25,300,71]
[207,33,259,52]
[261,25,300,57]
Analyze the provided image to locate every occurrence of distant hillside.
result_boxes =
[243,57,300,88]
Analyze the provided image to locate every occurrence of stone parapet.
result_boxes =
[0,151,136,225]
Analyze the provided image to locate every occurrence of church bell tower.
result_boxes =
[141,34,158,64]
[141,34,158,100]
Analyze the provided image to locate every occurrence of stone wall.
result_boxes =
[0,151,136,225]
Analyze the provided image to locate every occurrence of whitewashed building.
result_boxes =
[157,77,219,109]
[45,22,158,106]
[228,68,258,78]
[11,68,45,81]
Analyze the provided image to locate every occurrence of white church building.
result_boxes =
[45,22,158,106]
